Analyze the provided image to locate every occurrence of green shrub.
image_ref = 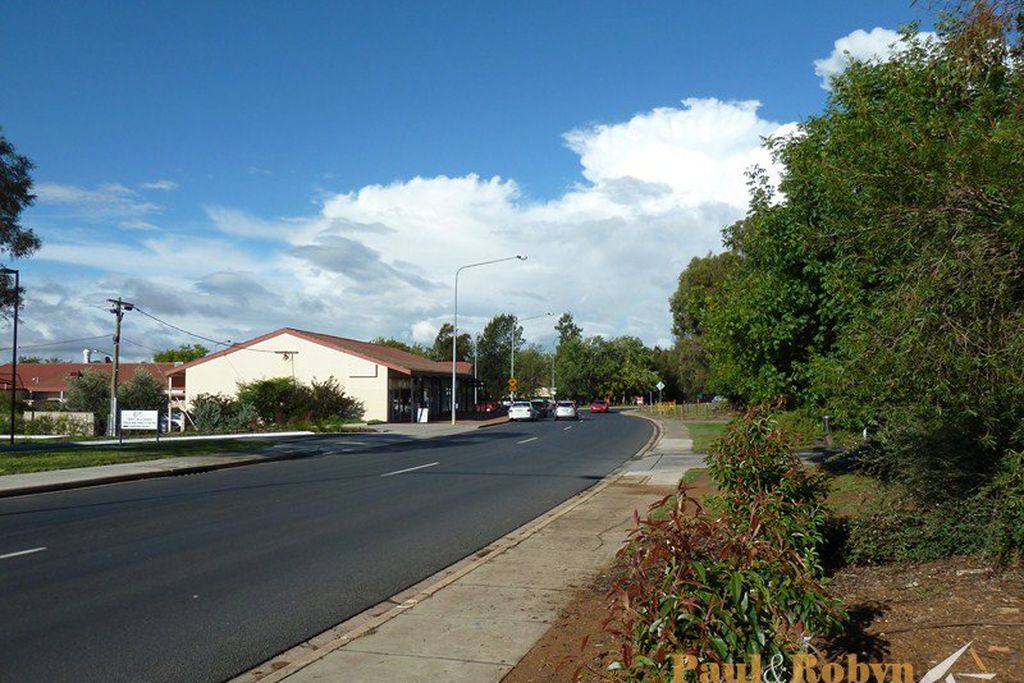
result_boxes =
[236,376,364,426]
[987,450,1024,563]
[707,407,830,567]
[190,393,255,434]
[844,493,989,564]
[774,409,822,447]
[22,414,92,437]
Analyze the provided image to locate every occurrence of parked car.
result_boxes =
[530,399,550,418]
[508,401,538,421]
[554,400,578,420]
[474,401,500,412]
[159,413,186,432]
[590,399,610,413]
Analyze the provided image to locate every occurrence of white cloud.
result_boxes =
[34,181,162,229]
[411,320,438,344]
[140,179,179,191]
[25,97,794,355]
[813,27,935,90]
[273,98,793,345]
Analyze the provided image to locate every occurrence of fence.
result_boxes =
[637,401,734,421]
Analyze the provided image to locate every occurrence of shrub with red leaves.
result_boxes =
[601,408,843,681]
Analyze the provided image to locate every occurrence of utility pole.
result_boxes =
[1,267,20,445]
[473,337,479,407]
[550,346,556,400]
[107,298,134,437]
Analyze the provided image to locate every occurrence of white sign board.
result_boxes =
[121,409,159,430]
[655,381,666,391]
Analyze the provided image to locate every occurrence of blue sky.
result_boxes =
[1,1,929,359]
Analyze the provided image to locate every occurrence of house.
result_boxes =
[166,328,475,423]
[0,362,176,406]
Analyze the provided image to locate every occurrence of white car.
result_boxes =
[554,401,578,420]
[508,401,538,421]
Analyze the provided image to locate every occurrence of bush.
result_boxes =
[707,407,830,567]
[844,449,1024,565]
[236,376,364,427]
[117,369,167,411]
[604,410,843,680]
[606,491,843,680]
[774,409,822,447]
[190,393,257,434]
[190,377,364,433]
[65,369,110,434]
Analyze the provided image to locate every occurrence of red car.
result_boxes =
[474,401,500,412]
[590,399,610,413]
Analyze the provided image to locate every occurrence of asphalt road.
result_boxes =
[0,411,651,683]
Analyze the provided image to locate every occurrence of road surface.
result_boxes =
[0,412,651,682]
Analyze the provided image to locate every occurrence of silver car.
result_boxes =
[554,401,578,420]
[508,401,538,421]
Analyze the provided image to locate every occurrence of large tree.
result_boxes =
[554,312,582,346]
[153,343,209,363]
[370,336,431,357]
[429,322,473,362]
[0,130,41,309]
[475,314,521,398]
[697,9,1024,504]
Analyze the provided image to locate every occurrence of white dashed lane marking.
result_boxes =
[517,437,539,445]
[380,462,440,477]
[0,547,46,561]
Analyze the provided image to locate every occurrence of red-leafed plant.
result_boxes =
[600,408,843,681]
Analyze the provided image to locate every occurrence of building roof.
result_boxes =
[165,328,474,378]
[0,362,176,393]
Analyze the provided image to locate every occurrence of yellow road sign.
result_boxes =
[508,377,518,393]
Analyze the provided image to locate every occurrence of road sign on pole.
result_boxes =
[508,377,518,395]
[655,380,665,404]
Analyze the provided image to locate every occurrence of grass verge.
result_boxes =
[686,421,728,453]
[0,439,278,476]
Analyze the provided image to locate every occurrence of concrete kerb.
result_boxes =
[231,416,659,683]
[621,410,664,458]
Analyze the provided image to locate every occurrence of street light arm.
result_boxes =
[451,255,528,424]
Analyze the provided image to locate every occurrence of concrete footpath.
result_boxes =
[240,414,701,683]
[0,419,506,499]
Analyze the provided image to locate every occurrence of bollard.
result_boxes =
[823,415,833,449]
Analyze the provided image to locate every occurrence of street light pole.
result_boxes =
[452,255,527,424]
[1,268,19,445]
[473,336,479,407]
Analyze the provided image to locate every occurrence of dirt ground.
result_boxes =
[504,551,1024,683]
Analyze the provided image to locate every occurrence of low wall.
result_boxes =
[24,410,95,436]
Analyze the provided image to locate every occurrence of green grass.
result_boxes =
[686,421,729,453]
[827,472,880,517]
[0,439,278,476]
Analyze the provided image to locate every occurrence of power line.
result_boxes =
[0,334,109,353]
[132,306,232,348]
[121,337,163,354]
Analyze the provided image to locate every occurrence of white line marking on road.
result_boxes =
[563,426,573,431]
[380,461,440,477]
[0,547,46,560]
[517,437,538,445]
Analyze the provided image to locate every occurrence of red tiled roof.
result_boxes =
[0,362,176,393]
[165,328,473,378]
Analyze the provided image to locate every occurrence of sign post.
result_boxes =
[507,377,518,399]
[120,409,160,444]
[655,380,665,404]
